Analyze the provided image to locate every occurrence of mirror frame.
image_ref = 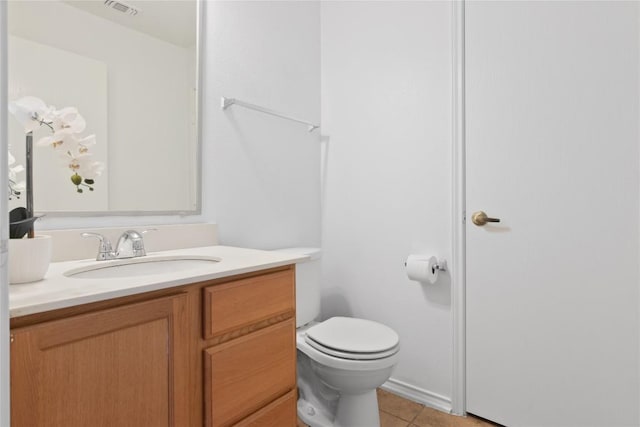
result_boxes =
[25,0,204,217]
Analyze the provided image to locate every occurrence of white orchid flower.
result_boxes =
[59,149,104,192]
[8,150,25,196]
[9,96,101,195]
[35,108,88,149]
[60,150,92,172]
[36,132,93,151]
[9,150,22,170]
[49,107,86,135]
[80,160,105,180]
[36,133,72,149]
[72,134,96,153]
[44,132,95,152]
[9,178,26,195]
[8,96,52,133]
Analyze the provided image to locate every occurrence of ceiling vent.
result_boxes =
[103,0,140,16]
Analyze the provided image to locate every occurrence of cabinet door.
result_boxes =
[11,294,189,427]
[204,319,296,427]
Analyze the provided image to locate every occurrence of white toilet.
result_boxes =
[275,248,400,427]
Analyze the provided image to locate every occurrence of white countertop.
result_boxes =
[9,246,307,318]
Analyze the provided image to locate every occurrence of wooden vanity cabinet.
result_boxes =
[9,265,297,427]
[10,294,190,427]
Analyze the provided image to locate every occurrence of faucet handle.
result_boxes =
[81,232,114,261]
[137,229,157,254]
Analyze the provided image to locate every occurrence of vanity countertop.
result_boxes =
[9,245,307,318]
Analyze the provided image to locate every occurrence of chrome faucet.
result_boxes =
[115,230,146,258]
[82,229,156,261]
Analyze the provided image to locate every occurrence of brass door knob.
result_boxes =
[471,211,501,226]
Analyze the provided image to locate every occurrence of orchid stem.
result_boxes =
[26,131,34,238]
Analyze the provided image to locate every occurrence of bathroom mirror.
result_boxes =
[7,0,201,214]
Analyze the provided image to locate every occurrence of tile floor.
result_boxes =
[297,389,499,427]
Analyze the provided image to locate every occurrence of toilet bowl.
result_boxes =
[297,318,400,427]
[274,248,400,427]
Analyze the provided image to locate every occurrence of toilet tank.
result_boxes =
[273,248,321,327]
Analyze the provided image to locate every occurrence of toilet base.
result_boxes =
[334,389,380,427]
[297,389,381,427]
[298,397,334,427]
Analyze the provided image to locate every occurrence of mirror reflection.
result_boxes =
[7,0,199,214]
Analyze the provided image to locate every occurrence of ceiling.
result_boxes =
[64,0,197,48]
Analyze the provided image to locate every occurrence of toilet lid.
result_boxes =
[305,317,399,359]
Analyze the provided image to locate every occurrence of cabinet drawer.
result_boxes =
[233,390,296,427]
[204,319,296,427]
[203,269,294,340]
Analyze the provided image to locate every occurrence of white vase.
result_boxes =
[9,235,52,284]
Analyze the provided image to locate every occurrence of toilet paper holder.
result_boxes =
[404,258,447,273]
[404,255,447,284]
[433,259,447,273]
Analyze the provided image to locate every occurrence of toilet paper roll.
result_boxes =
[405,255,439,284]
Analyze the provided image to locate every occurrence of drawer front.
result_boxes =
[204,319,296,427]
[233,390,297,427]
[203,268,294,340]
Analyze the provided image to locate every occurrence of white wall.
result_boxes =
[204,1,321,249]
[320,2,453,408]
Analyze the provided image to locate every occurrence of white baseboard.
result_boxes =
[381,377,453,414]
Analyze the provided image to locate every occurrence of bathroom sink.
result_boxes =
[64,255,221,279]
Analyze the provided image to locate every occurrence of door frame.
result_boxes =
[451,0,466,416]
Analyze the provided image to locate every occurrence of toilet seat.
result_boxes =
[305,338,399,360]
[303,317,400,361]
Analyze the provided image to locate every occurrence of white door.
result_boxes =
[465,2,639,426]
